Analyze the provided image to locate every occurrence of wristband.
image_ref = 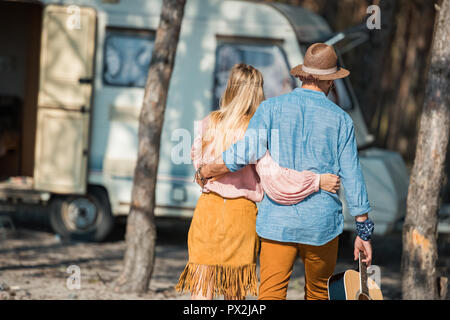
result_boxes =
[355,218,374,241]
[194,165,208,185]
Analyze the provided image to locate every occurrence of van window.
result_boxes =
[103,28,155,88]
[213,43,295,107]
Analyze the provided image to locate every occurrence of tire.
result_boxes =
[49,186,114,242]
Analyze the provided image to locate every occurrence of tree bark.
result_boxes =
[401,0,450,300]
[113,0,186,294]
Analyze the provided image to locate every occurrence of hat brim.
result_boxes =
[290,64,350,80]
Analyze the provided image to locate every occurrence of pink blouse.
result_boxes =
[192,116,320,204]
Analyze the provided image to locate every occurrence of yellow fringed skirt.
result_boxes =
[175,192,259,298]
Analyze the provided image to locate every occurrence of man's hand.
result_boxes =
[319,174,340,193]
[194,160,229,188]
[354,213,372,266]
[195,172,206,189]
[200,160,230,180]
[354,236,372,266]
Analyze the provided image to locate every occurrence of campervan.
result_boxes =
[0,0,410,241]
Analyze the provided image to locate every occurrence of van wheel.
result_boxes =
[49,186,114,242]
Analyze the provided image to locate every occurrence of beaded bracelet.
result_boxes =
[355,218,374,241]
[194,165,208,185]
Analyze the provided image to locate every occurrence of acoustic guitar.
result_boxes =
[327,251,383,300]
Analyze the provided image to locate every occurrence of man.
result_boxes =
[198,43,374,300]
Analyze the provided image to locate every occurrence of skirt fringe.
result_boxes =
[175,262,258,298]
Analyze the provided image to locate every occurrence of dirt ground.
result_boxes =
[0,207,449,300]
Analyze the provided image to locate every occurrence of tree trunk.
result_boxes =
[113,0,186,294]
[401,0,450,300]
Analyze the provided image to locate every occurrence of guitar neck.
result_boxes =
[359,251,369,295]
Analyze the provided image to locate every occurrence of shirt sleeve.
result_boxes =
[338,118,371,217]
[222,101,270,172]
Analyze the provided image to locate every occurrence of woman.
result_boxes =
[175,64,339,300]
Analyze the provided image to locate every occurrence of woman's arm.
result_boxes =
[254,151,341,205]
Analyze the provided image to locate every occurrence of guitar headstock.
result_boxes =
[359,251,367,268]
[358,250,369,297]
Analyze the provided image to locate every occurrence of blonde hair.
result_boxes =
[202,63,265,158]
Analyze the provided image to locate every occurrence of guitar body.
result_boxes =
[328,270,383,300]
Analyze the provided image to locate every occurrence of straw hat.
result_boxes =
[290,43,350,80]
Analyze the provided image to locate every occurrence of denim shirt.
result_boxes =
[222,88,371,246]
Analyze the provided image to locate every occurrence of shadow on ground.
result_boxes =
[0,205,449,300]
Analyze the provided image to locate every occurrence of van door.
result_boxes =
[33,4,96,194]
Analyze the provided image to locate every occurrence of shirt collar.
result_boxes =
[294,87,326,97]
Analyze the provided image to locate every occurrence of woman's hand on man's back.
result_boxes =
[319,174,340,193]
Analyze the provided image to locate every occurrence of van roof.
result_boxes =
[41,0,333,44]
[267,2,333,44]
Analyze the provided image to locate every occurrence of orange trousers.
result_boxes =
[258,236,339,300]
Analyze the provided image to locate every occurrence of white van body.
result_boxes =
[0,0,410,239]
